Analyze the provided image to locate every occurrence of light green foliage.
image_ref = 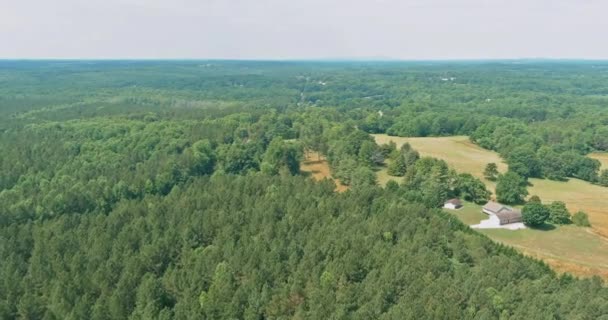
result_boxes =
[190,139,216,175]
[261,138,303,175]
[387,154,407,177]
[572,211,592,227]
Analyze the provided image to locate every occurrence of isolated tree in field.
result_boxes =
[572,211,592,227]
[484,163,499,181]
[400,142,413,153]
[496,171,528,205]
[387,154,407,177]
[522,202,550,227]
[528,195,541,204]
[547,201,572,225]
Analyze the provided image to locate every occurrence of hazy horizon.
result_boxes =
[2,0,607,60]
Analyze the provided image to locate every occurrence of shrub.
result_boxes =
[572,211,591,227]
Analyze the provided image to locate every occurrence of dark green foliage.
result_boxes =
[379,141,397,158]
[547,201,572,225]
[599,170,608,187]
[572,211,592,227]
[403,157,452,208]
[537,147,568,181]
[522,202,551,227]
[483,163,499,181]
[1,61,608,319]
[3,175,608,319]
[506,146,542,178]
[217,142,262,174]
[455,173,491,204]
[528,195,542,204]
[496,172,529,205]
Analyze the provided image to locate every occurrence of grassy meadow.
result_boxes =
[446,202,608,279]
[373,134,608,278]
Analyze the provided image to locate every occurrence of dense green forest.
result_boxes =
[1,61,608,319]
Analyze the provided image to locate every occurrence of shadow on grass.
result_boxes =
[529,223,556,231]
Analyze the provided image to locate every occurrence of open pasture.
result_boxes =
[373,134,608,278]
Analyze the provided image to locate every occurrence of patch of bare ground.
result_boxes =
[300,152,348,192]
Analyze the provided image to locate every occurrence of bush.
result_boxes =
[572,211,591,227]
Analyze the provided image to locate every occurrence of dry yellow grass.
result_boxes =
[375,134,608,279]
[482,225,608,279]
[373,134,608,235]
[527,179,608,238]
[300,152,348,192]
[589,152,608,170]
[376,161,404,187]
[373,134,506,191]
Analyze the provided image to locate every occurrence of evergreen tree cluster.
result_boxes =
[2,175,607,319]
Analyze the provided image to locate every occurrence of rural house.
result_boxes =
[482,201,522,225]
[443,198,463,210]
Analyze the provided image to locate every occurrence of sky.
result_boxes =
[1,0,607,60]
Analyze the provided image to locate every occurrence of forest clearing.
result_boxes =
[373,134,608,278]
[300,151,348,192]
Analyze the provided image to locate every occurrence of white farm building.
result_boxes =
[443,198,463,210]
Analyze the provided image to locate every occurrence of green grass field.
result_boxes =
[373,134,608,278]
[446,201,488,225]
